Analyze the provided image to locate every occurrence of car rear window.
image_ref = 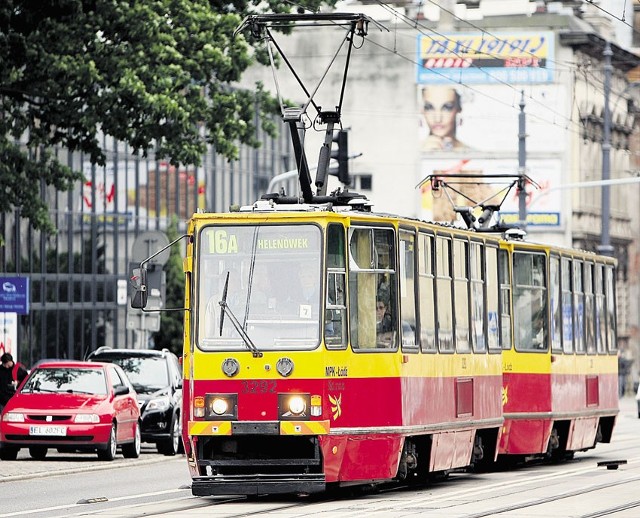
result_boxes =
[104,357,168,390]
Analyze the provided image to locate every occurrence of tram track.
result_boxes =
[458,474,640,518]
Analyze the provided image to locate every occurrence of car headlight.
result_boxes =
[74,414,100,423]
[2,412,25,423]
[146,396,171,412]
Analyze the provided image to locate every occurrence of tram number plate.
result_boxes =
[29,425,67,436]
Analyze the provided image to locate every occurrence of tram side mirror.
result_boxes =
[130,267,148,309]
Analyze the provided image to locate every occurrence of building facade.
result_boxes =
[240,0,640,382]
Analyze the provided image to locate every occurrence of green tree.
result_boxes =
[0,0,328,236]
[152,217,184,356]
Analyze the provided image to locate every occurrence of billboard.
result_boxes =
[418,83,566,154]
[417,32,555,84]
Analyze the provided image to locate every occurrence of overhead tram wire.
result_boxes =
[423,0,577,73]
[373,1,580,133]
[398,1,640,130]
[364,36,586,141]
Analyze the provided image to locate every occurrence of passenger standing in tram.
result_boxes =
[376,296,393,348]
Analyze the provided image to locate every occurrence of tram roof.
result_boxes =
[189,199,616,264]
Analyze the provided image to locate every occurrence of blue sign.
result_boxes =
[0,276,29,314]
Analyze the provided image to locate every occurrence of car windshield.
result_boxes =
[197,223,322,352]
[109,357,168,390]
[22,367,107,395]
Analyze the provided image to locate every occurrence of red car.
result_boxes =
[0,360,140,461]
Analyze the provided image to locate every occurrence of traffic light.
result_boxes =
[329,130,350,186]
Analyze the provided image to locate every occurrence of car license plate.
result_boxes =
[29,425,67,436]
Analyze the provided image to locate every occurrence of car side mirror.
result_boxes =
[114,385,130,396]
[130,267,148,309]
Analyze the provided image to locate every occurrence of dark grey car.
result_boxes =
[87,347,183,455]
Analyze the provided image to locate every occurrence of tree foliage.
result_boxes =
[0,0,329,234]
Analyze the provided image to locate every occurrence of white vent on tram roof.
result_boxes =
[503,228,527,241]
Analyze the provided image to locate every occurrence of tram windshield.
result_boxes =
[197,223,323,351]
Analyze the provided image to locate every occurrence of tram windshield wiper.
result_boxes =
[218,271,263,358]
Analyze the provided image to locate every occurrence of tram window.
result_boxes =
[453,239,470,353]
[486,247,500,351]
[513,252,547,352]
[595,264,607,354]
[325,224,347,349]
[418,233,436,352]
[561,258,573,354]
[348,227,397,351]
[605,266,617,352]
[550,256,563,353]
[436,236,454,352]
[573,261,585,353]
[400,230,418,349]
[470,242,486,353]
[197,224,323,352]
[498,250,512,350]
[584,263,596,354]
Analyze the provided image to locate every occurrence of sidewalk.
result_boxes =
[0,448,173,482]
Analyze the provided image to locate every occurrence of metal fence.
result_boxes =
[1,120,292,366]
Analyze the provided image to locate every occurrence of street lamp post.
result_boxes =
[599,41,614,256]
[518,90,527,229]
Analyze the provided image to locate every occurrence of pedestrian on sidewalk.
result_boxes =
[0,352,29,413]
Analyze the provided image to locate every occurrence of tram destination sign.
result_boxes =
[0,276,29,314]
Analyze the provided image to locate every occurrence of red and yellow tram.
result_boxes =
[131,197,617,496]
[498,243,618,459]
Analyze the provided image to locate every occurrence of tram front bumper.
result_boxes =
[191,473,326,496]
[188,420,329,496]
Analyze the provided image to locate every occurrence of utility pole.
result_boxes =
[518,90,527,229]
[599,41,614,256]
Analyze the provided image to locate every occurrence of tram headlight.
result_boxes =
[211,398,228,415]
[278,393,310,420]
[203,393,237,420]
[288,396,306,415]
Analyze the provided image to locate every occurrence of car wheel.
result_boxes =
[122,422,141,459]
[0,446,19,460]
[29,446,48,460]
[158,412,181,456]
[97,423,117,461]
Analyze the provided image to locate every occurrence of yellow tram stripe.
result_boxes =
[188,420,331,436]
[280,420,330,435]
[188,421,232,436]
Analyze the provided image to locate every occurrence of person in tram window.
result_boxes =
[376,295,394,348]
[247,263,276,315]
